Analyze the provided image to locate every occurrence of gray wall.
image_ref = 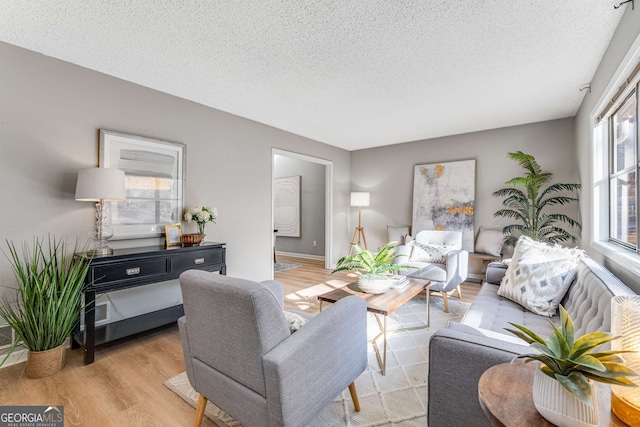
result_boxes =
[0,41,351,308]
[274,155,326,256]
[350,118,578,252]
[575,7,640,290]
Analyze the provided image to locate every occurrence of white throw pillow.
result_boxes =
[474,227,504,257]
[409,241,450,264]
[283,311,309,332]
[497,236,584,317]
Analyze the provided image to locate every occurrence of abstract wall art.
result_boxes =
[100,129,185,239]
[412,160,476,251]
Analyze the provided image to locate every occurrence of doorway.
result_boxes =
[272,149,333,270]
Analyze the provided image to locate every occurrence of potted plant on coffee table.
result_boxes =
[0,237,91,378]
[506,305,637,427]
[332,242,416,294]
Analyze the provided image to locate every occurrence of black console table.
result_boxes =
[72,242,226,364]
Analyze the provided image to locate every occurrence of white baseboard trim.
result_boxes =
[1,346,28,367]
[0,337,71,369]
[467,273,484,283]
[276,251,325,261]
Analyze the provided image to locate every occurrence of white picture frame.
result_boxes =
[99,129,186,240]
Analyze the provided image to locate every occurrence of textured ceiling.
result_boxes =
[0,1,626,151]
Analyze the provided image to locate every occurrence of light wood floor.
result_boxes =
[0,256,480,426]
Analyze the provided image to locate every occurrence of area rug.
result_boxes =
[274,262,301,273]
[165,294,469,427]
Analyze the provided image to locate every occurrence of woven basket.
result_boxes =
[182,233,203,246]
[26,344,66,379]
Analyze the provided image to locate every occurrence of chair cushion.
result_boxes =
[407,263,447,282]
[474,226,504,257]
[497,236,583,317]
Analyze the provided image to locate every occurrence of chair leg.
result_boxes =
[194,394,207,427]
[456,284,462,299]
[426,289,430,327]
[348,382,361,412]
[442,292,449,313]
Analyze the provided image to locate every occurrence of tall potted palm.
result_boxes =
[0,237,91,378]
[493,151,581,247]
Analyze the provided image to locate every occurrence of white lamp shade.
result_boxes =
[350,192,370,207]
[75,167,126,201]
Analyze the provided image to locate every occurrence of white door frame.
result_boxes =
[272,148,333,270]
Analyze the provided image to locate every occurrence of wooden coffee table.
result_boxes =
[317,277,429,375]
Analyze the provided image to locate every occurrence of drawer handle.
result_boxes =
[194,258,205,265]
[126,267,141,276]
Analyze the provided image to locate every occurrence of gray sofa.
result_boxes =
[427,255,636,427]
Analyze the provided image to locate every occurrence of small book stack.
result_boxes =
[388,275,409,289]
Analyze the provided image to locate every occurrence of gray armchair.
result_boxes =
[393,230,468,325]
[178,270,368,427]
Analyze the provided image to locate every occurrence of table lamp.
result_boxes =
[611,295,640,425]
[349,192,370,255]
[75,167,126,256]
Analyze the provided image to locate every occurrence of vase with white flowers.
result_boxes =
[184,206,218,241]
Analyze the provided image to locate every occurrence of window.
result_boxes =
[609,92,638,250]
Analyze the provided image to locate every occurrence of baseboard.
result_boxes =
[276,251,325,261]
[467,273,484,283]
[1,346,28,368]
[0,337,71,369]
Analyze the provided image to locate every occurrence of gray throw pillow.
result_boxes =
[474,227,504,257]
[387,225,411,245]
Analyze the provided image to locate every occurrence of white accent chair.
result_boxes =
[393,230,469,325]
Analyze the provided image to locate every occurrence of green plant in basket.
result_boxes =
[331,241,416,279]
[506,305,638,405]
[0,237,91,368]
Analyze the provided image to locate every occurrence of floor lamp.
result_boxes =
[349,192,370,255]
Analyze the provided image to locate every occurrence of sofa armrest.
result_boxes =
[263,296,367,426]
[428,327,529,427]
[485,262,508,285]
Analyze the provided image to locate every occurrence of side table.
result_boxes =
[478,362,625,426]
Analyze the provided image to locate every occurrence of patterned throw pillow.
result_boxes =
[497,236,584,317]
[283,311,309,333]
[408,241,450,264]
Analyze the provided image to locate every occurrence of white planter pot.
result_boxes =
[533,367,598,427]
[357,276,391,294]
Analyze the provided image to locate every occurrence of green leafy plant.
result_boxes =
[332,242,416,278]
[506,305,637,405]
[493,151,581,247]
[0,237,91,366]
